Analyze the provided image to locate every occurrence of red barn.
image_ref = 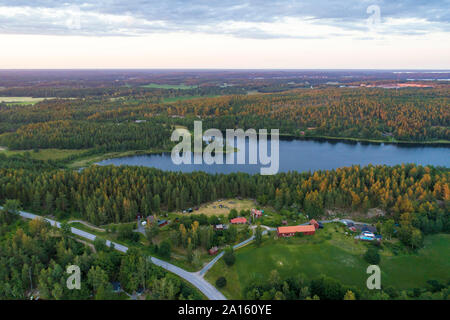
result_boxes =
[209,247,219,255]
[277,225,315,237]
[310,219,319,229]
[230,217,247,224]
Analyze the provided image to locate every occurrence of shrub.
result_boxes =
[216,277,227,288]
[364,247,380,265]
[223,247,235,266]
[159,240,171,258]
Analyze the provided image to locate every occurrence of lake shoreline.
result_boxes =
[279,134,450,147]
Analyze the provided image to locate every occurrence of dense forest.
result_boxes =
[1,88,448,149]
[0,120,173,151]
[0,208,202,300]
[0,154,448,249]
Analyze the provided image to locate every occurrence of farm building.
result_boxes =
[158,219,168,227]
[277,225,316,237]
[209,247,219,255]
[310,219,319,229]
[251,208,263,218]
[230,217,247,224]
[214,224,224,230]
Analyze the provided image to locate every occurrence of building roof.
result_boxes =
[252,208,262,215]
[277,225,315,234]
[230,217,247,224]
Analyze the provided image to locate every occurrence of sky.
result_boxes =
[0,0,449,69]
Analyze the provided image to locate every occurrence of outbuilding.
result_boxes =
[310,219,319,229]
[158,219,168,227]
[251,208,263,218]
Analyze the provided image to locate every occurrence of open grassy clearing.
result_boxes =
[140,83,197,90]
[172,199,257,217]
[0,148,88,161]
[380,234,450,289]
[205,223,450,299]
[66,148,169,169]
[0,96,53,105]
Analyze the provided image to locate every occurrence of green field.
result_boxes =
[0,96,52,105]
[205,224,450,299]
[162,94,220,103]
[140,83,197,90]
[0,148,88,161]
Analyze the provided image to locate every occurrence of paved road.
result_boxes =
[1,207,226,300]
[198,251,224,277]
[152,257,226,300]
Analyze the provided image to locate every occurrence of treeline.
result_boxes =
[243,270,450,300]
[0,120,174,151]
[1,87,448,143]
[0,208,202,300]
[100,87,448,142]
[167,88,450,141]
[0,84,244,99]
[0,161,448,234]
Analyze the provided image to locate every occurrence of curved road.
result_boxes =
[4,207,354,300]
[2,207,226,300]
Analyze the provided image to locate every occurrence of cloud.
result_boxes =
[0,0,448,39]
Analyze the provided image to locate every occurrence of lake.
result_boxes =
[96,139,450,174]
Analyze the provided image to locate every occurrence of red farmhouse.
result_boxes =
[277,225,316,237]
[230,217,247,224]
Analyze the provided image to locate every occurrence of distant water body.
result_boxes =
[96,139,450,174]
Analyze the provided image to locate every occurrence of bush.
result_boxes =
[159,240,171,258]
[364,247,380,265]
[223,247,235,266]
[216,277,227,288]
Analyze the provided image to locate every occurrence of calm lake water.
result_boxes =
[96,139,450,174]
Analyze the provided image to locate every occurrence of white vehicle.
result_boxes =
[141,221,147,226]
[362,231,375,238]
